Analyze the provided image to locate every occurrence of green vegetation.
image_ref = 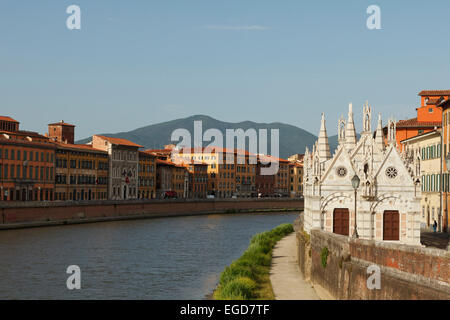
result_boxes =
[321,247,329,268]
[213,223,294,300]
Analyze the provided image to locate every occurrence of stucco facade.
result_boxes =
[401,130,442,229]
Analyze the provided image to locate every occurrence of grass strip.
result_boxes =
[213,223,293,300]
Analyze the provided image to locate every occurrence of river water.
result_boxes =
[0,212,299,299]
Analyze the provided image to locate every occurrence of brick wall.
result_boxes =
[296,220,450,300]
[0,199,304,228]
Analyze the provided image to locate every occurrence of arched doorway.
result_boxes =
[383,210,399,240]
[333,208,349,236]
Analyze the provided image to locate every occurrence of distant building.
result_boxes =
[156,159,188,199]
[0,116,56,201]
[174,147,256,198]
[303,103,421,245]
[289,162,303,198]
[256,159,275,197]
[185,163,208,199]
[138,151,157,199]
[49,121,108,201]
[92,135,142,200]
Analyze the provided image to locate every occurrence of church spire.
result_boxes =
[375,113,384,150]
[318,113,331,161]
[362,101,371,134]
[345,103,357,150]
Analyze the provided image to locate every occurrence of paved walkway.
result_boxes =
[270,233,321,300]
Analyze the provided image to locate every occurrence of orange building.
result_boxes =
[173,147,257,198]
[50,121,109,201]
[0,116,56,201]
[138,151,157,199]
[394,90,449,150]
[53,142,109,201]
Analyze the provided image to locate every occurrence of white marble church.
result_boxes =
[303,103,422,245]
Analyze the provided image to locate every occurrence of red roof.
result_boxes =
[418,90,450,96]
[396,118,441,128]
[0,116,19,123]
[176,147,256,156]
[156,159,186,168]
[48,120,75,127]
[94,135,143,148]
[53,141,106,153]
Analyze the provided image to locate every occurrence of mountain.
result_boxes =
[77,115,340,159]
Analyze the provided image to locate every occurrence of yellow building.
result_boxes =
[289,162,303,198]
[401,130,441,229]
[173,147,256,198]
[138,151,156,199]
[437,97,450,232]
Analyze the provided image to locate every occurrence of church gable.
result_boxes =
[350,134,384,166]
[374,145,415,187]
[320,145,357,187]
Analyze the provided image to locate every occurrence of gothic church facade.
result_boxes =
[303,103,421,245]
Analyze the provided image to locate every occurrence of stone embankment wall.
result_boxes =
[0,198,304,230]
[294,217,450,300]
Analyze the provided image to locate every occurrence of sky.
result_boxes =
[1,0,450,140]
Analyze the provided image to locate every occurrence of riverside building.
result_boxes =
[92,135,142,200]
[49,121,109,201]
[0,116,56,201]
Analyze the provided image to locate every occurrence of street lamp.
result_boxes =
[351,174,361,238]
[444,154,450,233]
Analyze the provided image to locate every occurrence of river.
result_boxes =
[0,212,299,299]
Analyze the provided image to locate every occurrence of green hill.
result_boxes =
[77,115,340,159]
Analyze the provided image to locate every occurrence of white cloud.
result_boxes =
[204,25,270,31]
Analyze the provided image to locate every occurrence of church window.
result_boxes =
[336,167,347,177]
[385,167,398,179]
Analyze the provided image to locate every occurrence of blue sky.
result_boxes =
[1,0,449,140]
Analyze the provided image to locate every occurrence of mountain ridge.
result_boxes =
[77,115,340,158]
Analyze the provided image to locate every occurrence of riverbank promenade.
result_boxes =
[270,233,323,300]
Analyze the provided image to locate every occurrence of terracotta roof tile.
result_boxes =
[48,121,75,127]
[53,141,106,153]
[94,135,143,148]
[396,118,441,128]
[0,116,19,123]
[418,90,450,96]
